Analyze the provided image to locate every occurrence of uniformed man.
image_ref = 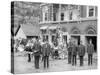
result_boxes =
[72,41,78,66]
[42,41,51,69]
[33,39,41,69]
[67,39,73,64]
[87,39,94,66]
[78,41,85,66]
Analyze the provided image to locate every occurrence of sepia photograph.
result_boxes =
[11,1,98,74]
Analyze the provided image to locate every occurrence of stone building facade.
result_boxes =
[39,3,97,51]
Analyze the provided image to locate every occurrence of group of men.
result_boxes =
[25,39,51,69]
[25,38,95,69]
[68,39,94,66]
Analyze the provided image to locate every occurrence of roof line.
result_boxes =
[15,25,21,36]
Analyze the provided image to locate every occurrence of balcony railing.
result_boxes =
[39,17,97,24]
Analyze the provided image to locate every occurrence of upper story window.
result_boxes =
[53,13,56,21]
[69,11,73,20]
[53,4,59,21]
[61,13,64,21]
[88,6,95,17]
[89,7,94,17]
[45,12,48,21]
[41,29,47,34]
[42,5,49,22]
[50,29,56,34]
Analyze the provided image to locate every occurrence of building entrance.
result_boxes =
[85,36,97,52]
[71,35,80,45]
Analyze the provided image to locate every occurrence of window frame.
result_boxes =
[88,6,95,18]
[61,12,64,21]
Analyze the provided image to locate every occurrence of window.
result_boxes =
[41,30,47,34]
[53,13,56,21]
[43,35,45,42]
[69,11,73,20]
[43,35,48,42]
[51,29,56,34]
[89,7,94,17]
[45,12,48,21]
[61,13,64,21]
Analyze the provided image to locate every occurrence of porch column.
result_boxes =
[40,32,43,42]
[80,34,86,45]
[48,30,52,44]
[67,33,71,43]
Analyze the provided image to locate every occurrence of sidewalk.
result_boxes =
[14,52,97,74]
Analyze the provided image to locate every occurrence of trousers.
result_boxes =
[43,56,49,68]
[34,55,40,69]
[88,54,93,65]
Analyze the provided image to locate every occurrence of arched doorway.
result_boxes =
[61,27,67,45]
[85,26,97,52]
[70,27,81,45]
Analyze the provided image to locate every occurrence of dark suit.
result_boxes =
[42,43,51,68]
[87,43,94,65]
[78,44,85,66]
[33,42,41,69]
[72,44,77,66]
[68,42,73,64]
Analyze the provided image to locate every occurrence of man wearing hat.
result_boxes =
[72,40,78,66]
[33,39,41,69]
[42,41,51,68]
[67,39,73,64]
[78,41,85,66]
[87,39,94,66]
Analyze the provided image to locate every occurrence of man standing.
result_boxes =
[42,41,51,69]
[25,40,32,62]
[67,39,73,64]
[33,39,41,69]
[78,41,85,66]
[72,41,78,66]
[87,39,94,66]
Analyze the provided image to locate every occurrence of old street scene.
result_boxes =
[11,1,98,74]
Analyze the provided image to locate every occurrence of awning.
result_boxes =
[48,26,58,30]
[40,26,48,30]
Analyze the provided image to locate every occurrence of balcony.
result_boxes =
[39,17,97,25]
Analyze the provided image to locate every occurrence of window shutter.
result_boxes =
[80,6,87,18]
[95,6,98,17]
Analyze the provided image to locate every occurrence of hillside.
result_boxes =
[11,1,41,35]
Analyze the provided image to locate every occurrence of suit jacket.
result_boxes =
[42,43,51,56]
[68,42,73,52]
[87,44,94,54]
[78,44,85,56]
[72,44,78,55]
[33,42,41,56]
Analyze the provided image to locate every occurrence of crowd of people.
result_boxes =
[14,38,95,69]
